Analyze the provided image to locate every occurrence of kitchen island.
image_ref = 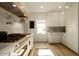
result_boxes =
[0,33,33,56]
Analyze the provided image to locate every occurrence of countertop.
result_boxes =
[0,43,14,54]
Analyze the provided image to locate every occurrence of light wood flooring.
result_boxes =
[29,42,78,56]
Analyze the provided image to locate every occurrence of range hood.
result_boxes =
[0,2,29,18]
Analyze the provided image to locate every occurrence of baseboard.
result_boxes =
[49,43,62,45]
[61,43,79,56]
[34,41,48,43]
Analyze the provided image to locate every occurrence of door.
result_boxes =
[35,20,47,42]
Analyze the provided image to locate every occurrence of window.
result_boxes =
[37,20,46,34]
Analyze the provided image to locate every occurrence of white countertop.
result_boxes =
[0,43,14,54]
[0,43,12,49]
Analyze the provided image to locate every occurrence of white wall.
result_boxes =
[62,3,79,53]
[12,22,24,33]
[0,7,28,34]
[28,13,48,42]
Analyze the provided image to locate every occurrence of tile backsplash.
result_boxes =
[47,26,66,32]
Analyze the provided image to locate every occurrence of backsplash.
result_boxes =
[47,26,66,32]
[0,7,24,34]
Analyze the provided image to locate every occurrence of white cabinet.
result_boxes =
[62,3,79,53]
[47,12,59,26]
[48,32,62,43]
[47,12,65,26]
[59,12,65,26]
[14,34,33,56]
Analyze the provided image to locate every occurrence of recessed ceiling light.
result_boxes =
[65,6,69,9]
[12,4,16,7]
[58,6,62,9]
[40,5,43,8]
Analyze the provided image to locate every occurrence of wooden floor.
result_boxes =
[29,42,78,56]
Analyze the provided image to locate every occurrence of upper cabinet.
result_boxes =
[47,12,65,27]
[59,12,65,26]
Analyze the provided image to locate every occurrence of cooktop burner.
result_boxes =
[0,33,27,43]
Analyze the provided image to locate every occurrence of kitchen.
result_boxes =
[0,2,79,56]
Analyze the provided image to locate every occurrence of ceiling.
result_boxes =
[20,2,67,13]
[0,2,27,17]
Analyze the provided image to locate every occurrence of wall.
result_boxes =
[22,22,28,34]
[62,3,79,53]
[28,12,65,42]
[0,7,28,34]
[12,22,24,33]
[28,13,48,42]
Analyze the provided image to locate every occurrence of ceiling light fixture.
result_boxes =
[40,5,43,8]
[58,6,62,9]
[12,4,16,7]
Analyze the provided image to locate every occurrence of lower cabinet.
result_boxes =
[48,32,62,43]
[14,34,33,56]
[0,34,33,56]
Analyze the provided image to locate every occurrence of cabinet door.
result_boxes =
[48,33,62,43]
[47,12,65,26]
[59,12,65,26]
[47,13,59,26]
